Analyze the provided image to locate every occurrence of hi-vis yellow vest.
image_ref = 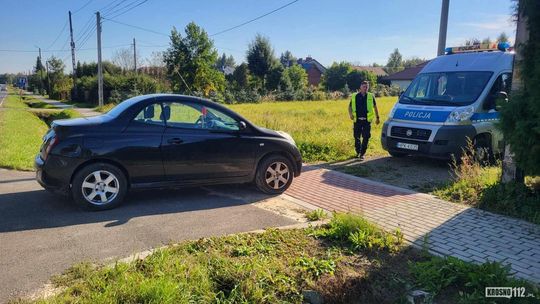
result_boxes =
[351,92,375,122]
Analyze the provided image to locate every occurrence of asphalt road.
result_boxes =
[0,169,297,302]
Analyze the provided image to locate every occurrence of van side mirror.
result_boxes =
[495,91,508,111]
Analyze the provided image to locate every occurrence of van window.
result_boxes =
[484,73,512,110]
[400,72,493,106]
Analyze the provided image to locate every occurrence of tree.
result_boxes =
[33,56,46,94]
[385,48,403,74]
[323,62,351,91]
[215,53,236,73]
[280,50,297,68]
[232,63,249,88]
[499,0,539,176]
[283,64,307,91]
[497,32,509,43]
[346,70,376,90]
[266,64,285,91]
[146,51,165,68]
[403,57,427,68]
[112,47,140,72]
[464,38,481,46]
[482,37,492,44]
[246,34,276,88]
[164,22,225,96]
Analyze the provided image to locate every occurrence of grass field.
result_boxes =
[0,91,80,171]
[230,97,397,162]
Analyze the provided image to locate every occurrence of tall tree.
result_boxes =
[323,62,352,91]
[164,22,225,96]
[246,34,276,88]
[497,32,509,43]
[283,64,308,91]
[280,50,297,67]
[112,47,140,72]
[385,48,403,74]
[232,63,249,88]
[215,53,236,73]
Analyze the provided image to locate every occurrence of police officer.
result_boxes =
[348,81,380,160]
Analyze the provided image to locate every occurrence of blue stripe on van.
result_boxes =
[471,112,499,122]
[393,109,451,122]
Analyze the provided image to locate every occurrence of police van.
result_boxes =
[381,42,513,161]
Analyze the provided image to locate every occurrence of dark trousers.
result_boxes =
[353,120,371,155]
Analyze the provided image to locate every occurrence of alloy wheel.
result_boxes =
[265,161,290,190]
[81,170,120,205]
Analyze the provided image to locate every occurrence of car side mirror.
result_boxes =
[238,121,247,131]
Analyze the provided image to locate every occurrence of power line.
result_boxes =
[104,0,149,19]
[102,17,169,37]
[209,0,300,37]
[73,0,94,14]
[45,21,68,50]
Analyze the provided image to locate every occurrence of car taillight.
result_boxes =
[43,136,58,160]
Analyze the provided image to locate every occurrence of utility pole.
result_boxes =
[133,38,137,73]
[501,0,527,183]
[437,0,450,56]
[69,10,77,100]
[96,11,104,107]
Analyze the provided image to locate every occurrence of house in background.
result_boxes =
[351,66,388,78]
[297,56,326,86]
[383,61,430,90]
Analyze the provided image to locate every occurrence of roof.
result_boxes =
[421,51,513,73]
[297,57,326,73]
[351,66,387,77]
[384,61,430,81]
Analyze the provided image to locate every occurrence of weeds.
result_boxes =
[305,209,327,221]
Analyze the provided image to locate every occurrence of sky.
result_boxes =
[0,0,516,74]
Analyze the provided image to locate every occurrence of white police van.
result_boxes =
[382,42,513,161]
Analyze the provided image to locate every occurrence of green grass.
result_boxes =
[22,213,539,304]
[305,209,327,221]
[0,91,80,171]
[0,94,50,170]
[229,97,397,162]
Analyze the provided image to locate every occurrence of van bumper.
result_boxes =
[381,122,477,159]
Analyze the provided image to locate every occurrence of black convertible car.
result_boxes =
[35,94,302,210]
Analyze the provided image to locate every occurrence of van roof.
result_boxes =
[421,51,514,73]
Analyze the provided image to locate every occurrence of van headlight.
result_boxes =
[446,106,474,123]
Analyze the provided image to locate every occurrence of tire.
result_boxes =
[389,151,407,158]
[473,137,494,165]
[71,163,128,211]
[255,155,294,194]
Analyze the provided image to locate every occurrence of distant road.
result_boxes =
[0,85,7,107]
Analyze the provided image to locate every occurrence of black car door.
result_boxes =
[120,102,166,184]
[160,101,255,181]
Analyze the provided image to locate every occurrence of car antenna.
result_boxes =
[173,66,194,96]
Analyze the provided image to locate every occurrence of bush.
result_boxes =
[480,181,540,224]
[411,255,539,303]
[305,209,327,221]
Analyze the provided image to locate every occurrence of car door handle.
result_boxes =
[167,138,184,144]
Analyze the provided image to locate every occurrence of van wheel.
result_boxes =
[473,137,493,165]
[71,163,128,211]
[255,155,294,194]
[389,151,407,158]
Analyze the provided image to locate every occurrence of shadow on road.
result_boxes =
[0,184,273,233]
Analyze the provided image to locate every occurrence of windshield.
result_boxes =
[400,71,493,106]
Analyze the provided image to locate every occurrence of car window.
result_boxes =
[133,103,164,125]
[164,102,239,131]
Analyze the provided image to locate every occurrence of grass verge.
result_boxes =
[0,91,80,170]
[18,213,538,304]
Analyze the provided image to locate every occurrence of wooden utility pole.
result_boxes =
[501,0,527,183]
[437,0,450,56]
[96,11,104,107]
[133,38,137,73]
[69,11,77,99]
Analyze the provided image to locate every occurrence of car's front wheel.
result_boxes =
[71,163,128,211]
[255,155,294,194]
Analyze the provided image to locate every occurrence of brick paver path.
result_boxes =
[286,166,540,283]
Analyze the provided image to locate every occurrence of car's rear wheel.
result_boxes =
[71,163,127,211]
[255,155,294,194]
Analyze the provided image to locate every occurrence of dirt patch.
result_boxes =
[324,155,452,192]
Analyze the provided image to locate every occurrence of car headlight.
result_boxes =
[277,131,296,145]
[446,106,475,123]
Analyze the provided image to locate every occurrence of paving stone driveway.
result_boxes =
[286,166,540,283]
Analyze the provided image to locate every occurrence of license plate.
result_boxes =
[397,142,419,151]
